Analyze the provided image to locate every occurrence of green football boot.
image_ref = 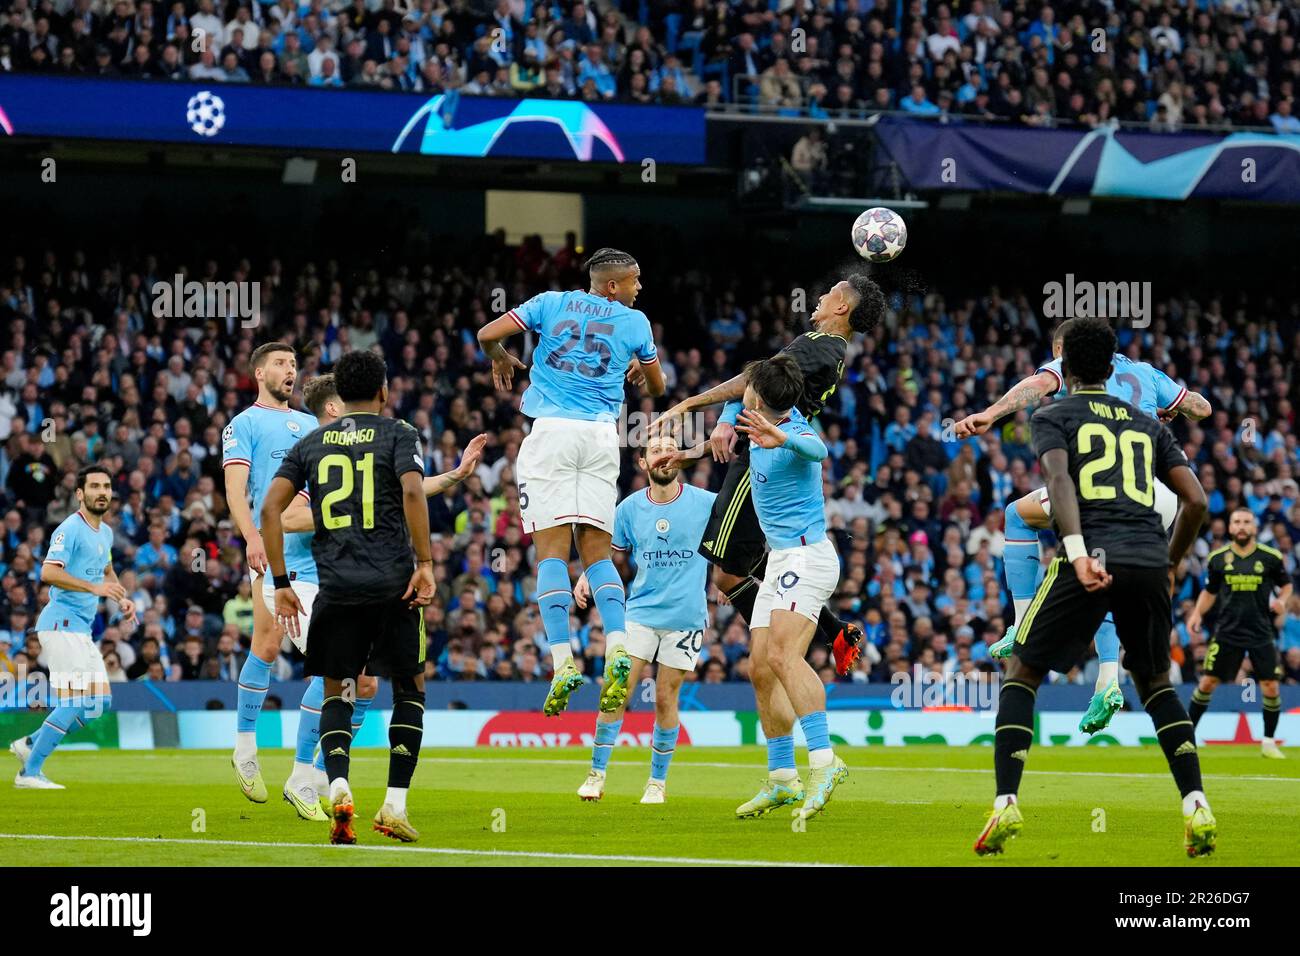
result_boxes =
[543,660,585,717]
[735,777,805,819]
[599,644,632,713]
[1184,803,1217,858]
[1079,679,1125,734]
[974,801,1024,856]
[989,625,1016,660]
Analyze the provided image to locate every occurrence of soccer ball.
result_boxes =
[186,91,226,138]
[851,207,907,263]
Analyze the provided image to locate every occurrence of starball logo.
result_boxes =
[151,274,261,327]
[49,886,152,936]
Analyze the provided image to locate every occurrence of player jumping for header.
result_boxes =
[477,248,665,719]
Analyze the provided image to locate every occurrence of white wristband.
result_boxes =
[1063,534,1088,563]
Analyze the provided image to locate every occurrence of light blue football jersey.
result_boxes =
[38,511,116,634]
[508,290,658,422]
[612,483,717,632]
[748,407,829,549]
[223,403,319,583]
[1037,352,1186,419]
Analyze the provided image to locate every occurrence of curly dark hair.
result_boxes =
[1060,317,1116,387]
[333,350,387,403]
[846,272,887,335]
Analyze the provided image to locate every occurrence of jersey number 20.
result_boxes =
[1077,424,1154,506]
[318,453,375,530]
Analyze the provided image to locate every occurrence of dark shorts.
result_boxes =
[1205,638,1282,683]
[305,594,426,680]
[1013,559,1172,679]
[699,451,768,579]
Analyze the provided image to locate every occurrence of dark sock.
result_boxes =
[1263,695,1281,739]
[994,681,1037,797]
[1188,687,1211,729]
[814,605,844,649]
[387,696,424,789]
[1143,685,1203,797]
[725,577,760,625]
[320,695,354,787]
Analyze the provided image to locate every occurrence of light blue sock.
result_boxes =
[1095,615,1120,664]
[584,559,626,638]
[1003,501,1041,617]
[296,677,324,765]
[536,558,574,656]
[591,718,622,772]
[799,711,831,755]
[24,704,82,776]
[314,693,375,772]
[237,655,273,733]
[767,734,796,772]
[650,724,679,782]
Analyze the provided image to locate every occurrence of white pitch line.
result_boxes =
[395,756,1300,785]
[0,833,838,868]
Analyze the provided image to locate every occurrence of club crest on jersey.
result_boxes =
[1254,561,1263,572]
[53,532,65,546]
[655,518,670,534]
[286,421,301,432]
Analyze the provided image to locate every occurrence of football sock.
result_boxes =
[650,724,679,782]
[24,704,82,776]
[537,558,575,668]
[1182,790,1210,815]
[767,733,797,781]
[1263,694,1281,740]
[236,654,272,740]
[295,676,324,768]
[591,717,622,772]
[994,680,1037,797]
[384,787,408,814]
[1094,616,1120,691]
[319,694,354,785]
[814,605,844,650]
[1142,685,1203,798]
[1003,501,1041,625]
[387,694,424,790]
[584,559,626,641]
[315,691,375,773]
[725,577,760,624]
[78,694,111,724]
[798,711,833,768]
[1188,687,1212,729]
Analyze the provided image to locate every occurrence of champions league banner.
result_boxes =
[873,115,1300,203]
[0,74,705,164]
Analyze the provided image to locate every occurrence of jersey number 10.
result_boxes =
[1077,424,1155,507]
[318,452,375,530]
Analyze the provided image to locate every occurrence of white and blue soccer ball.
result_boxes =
[186,91,226,138]
[851,206,907,263]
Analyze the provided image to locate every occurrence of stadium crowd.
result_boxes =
[1,0,1298,129]
[1,236,1299,694]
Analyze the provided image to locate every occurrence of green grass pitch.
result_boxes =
[3,746,1296,867]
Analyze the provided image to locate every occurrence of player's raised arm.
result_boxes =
[422,433,488,499]
[478,314,529,391]
[955,370,1059,438]
[1039,446,1111,592]
[649,372,747,437]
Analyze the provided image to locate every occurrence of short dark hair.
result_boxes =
[1052,318,1077,345]
[585,247,638,279]
[1060,317,1115,386]
[746,354,804,412]
[302,373,339,418]
[333,350,387,402]
[846,272,886,335]
[76,463,113,491]
[251,342,295,370]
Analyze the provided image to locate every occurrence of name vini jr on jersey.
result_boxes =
[1087,401,1131,421]
[324,427,376,445]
